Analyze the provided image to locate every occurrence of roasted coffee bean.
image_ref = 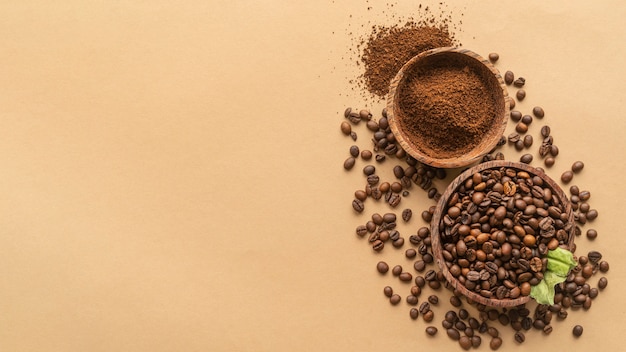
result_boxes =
[543,324,553,334]
[488,52,499,62]
[415,276,426,288]
[372,240,384,251]
[360,149,373,160]
[428,295,439,305]
[516,89,526,101]
[598,277,608,289]
[459,336,472,350]
[516,122,528,133]
[523,135,533,148]
[573,325,583,337]
[419,302,431,314]
[425,326,438,336]
[410,308,419,319]
[490,337,503,350]
[588,250,602,264]
[340,121,351,135]
[447,328,461,340]
[401,208,412,222]
[514,77,526,87]
[349,145,360,157]
[550,144,559,156]
[571,161,584,173]
[599,261,609,272]
[366,174,379,186]
[354,190,367,201]
[383,286,393,297]
[375,154,385,162]
[356,225,368,237]
[363,165,375,176]
[343,157,355,170]
[377,261,389,274]
[586,209,598,221]
[532,106,545,118]
[423,310,434,322]
[389,294,401,305]
[540,125,551,138]
[406,294,418,305]
[508,132,521,143]
[514,331,525,343]
[561,170,574,183]
[392,265,402,276]
[510,110,522,122]
[450,295,462,307]
[579,190,591,201]
[544,157,555,167]
[414,260,426,272]
[504,71,514,85]
[422,210,433,222]
[405,248,417,259]
[352,199,364,212]
[520,154,533,164]
[350,131,357,141]
[521,114,533,125]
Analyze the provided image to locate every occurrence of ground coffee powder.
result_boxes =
[397,56,497,159]
[361,23,455,98]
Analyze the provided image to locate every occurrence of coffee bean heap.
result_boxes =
[438,166,573,301]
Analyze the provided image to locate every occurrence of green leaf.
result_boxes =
[530,248,576,305]
[545,247,577,276]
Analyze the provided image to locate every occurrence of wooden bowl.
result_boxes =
[386,47,510,169]
[430,161,575,307]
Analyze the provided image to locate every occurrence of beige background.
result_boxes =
[1,1,625,351]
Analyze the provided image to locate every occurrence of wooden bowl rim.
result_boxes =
[430,160,575,307]
[386,47,510,169]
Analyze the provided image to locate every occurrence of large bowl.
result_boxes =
[430,161,575,307]
[387,47,509,169]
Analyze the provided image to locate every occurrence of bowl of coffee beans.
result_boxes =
[386,47,509,169]
[430,161,575,307]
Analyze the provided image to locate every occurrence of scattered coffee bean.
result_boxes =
[599,261,609,272]
[533,106,545,118]
[406,248,417,259]
[425,326,438,336]
[490,337,503,350]
[513,77,526,87]
[520,154,533,164]
[402,208,412,222]
[521,114,533,125]
[377,261,389,274]
[598,277,608,289]
[349,145,359,157]
[340,121,351,135]
[392,265,402,276]
[343,157,356,170]
[516,89,526,101]
[383,286,393,297]
[390,294,401,305]
[428,295,439,305]
[516,122,528,133]
[361,150,373,160]
[514,331,525,343]
[410,308,419,319]
[572,161,585,173]
[459,336,472,350]
[573,325,583,337]
[510,110,522,122]
[350,131,357,141]
[586,209,598,221]
[488,52,499,62]
[523,135,533,148]
[352,198,364,212]
[509,97,516,109]
[545,157,555,167]
[561,170,574,183]
[504,71,514,85]
[406,294,418,305]
[447,328,461,340]
[541,125,551,138]
[363,165,375,176]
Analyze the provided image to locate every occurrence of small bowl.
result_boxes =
[430,161,575,307]
[387,47,509,169]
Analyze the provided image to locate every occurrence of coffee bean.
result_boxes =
[514,331,525,343]
[383,286,393,297]
[340,121,351,135]
[509,111,523,123]
[488,52,499,62]
[599,261,609,272]
[407,308,419,320]
[399,272,413,282]
[377,261,389,274]
[586,209,598,221]
[352,199,364,212]
[533,106,545,118]
[516,89,526,101]
[350,131,357,141]
[406,295,418,305]
[540,125,551,138]
[425,326,438,336]
[405,248,417,259]
[446,328,461,341]
[598,277,608,289]
[520,154,533,164]
[356,225,367,237]
[588,250,602,264]
[361,150,373,160]
[428,295,439,305]
[372,240,384,251]
[349,145,359,158]
[375,154,385,162]
[362,165,375,176]
[391,265,402,276]
[490,337,503,350]
[571,161,584,173]
[450,295,462,307]
[516,122,528,133]
[579,190,591,201]
[504,71,514,85]
[544,157,555,167]
[459,336,472,350]
[509,97,516,109]
[423,310,434,322]
[521,114,533,125]
[561,170,574,183]
[343,157,355,170]
[573,325,583,337]
[355,190,367,201]
[359,109,372,120]
[523,135,533,148]
[390,294,401,305]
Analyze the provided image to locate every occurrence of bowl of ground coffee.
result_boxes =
[430,161,575,307]
[387,47,509,168]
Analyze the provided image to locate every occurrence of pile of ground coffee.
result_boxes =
[398,58,497,159]
[361,23,455,98]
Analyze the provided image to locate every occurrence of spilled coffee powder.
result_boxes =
[398,55,498,159]
[361,23,455,98]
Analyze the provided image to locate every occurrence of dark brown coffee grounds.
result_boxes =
[398,57,497,159]
[361,23,455,98]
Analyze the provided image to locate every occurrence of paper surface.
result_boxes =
[1,1,625,351]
